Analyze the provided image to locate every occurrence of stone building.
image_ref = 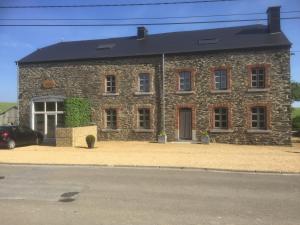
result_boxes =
[17,6,292,145]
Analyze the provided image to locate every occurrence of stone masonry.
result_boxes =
[18,47,292,145]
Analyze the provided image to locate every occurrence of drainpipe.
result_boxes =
[15,61,20,126]
[162,53,165,132]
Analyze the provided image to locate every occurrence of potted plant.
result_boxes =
[200,130,210,144]
[158,130,167,144]
[86,135,96,149]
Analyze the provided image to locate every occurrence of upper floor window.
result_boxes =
[139,73,150,92]
[251,107,266,129]
[214,107,228,129]
[138,108,150,129]
[251,68,265,88]
[106,109,117,129]
[214,69,227,90]
[179,71,191,91]
[106,75,116,93]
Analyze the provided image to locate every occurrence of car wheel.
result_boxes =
[7,139,16,149]
[36,137,43,145]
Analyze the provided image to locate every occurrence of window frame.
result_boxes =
[105,108,117,129]
[106,75,116,93]
[138,108,150,129]
[179,71,192,91]
[214,69,228,90]
[251,67,266,89]
[247,64,271,90]
[214,107,228,129]
[139,73,150,93]
[250,106,266,130]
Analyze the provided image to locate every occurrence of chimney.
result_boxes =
[267,6,281,33]
[137,27,148,40]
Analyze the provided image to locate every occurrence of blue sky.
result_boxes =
[0,0,299,105]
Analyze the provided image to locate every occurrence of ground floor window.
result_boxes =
[251,106,266,129]
[32,100,64,138]
[214,107,228,129]
[106,109,117,129]
[138,108,150,129]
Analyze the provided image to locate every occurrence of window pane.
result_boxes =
[57,114,64,127]
[251,67,265,88]
[139,73,150,92]
[139,108,150,129]
[106,109,117,129]
[106,75,116,93]
[251,107,266,129]
[34,102,44,112]
[46,102,55,111]
[214,69,227,90]
[57,102,64,111]
[214,107,228,129]
[34,114,44,134]
[179,72,191,91]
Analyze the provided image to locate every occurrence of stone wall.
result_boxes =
[56,125,97,147]
[18,47,291,145]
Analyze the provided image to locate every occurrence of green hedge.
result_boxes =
[292,116,300,131]
[64,98,91,127]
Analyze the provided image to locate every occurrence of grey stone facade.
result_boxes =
[18,47,292,145]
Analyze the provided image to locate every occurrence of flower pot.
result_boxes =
[87,142,95,149]
[201,136,210,144]
[158,135,167,144]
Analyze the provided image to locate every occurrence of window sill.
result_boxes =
[133,129,154,133]
[247,88,269,93]
[134,92,154,96]
[247,129,271,134]
[175,91,195,95]
[210,129,234,133]
[101,128,121,132]
[102,93,119,96]
[210,90,231,94]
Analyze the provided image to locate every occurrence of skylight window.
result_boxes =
[96,43,116,50]
[198,38,219,45]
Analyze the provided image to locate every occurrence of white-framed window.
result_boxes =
[179,71,191,91]
[139,73,150,92]
[32,100,64,138]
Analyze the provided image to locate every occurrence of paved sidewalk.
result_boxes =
[0,141,299,172]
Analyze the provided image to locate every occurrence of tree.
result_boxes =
[292,81,300,101]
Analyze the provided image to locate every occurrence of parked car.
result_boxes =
[0,126,43,149]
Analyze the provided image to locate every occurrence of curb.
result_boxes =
[0,162,299,175]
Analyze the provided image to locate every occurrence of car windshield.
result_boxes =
[0,126,14,132]
[0,126,9,131]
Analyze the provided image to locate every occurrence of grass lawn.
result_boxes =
[0,102,16,114]
[292,107,300,119]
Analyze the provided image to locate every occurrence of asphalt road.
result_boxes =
[0,165,299,225]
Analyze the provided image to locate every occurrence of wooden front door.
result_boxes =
[179,108,192,140]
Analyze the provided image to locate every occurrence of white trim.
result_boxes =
[31,96,65,138]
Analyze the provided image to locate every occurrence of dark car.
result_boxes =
[0,126,43,149]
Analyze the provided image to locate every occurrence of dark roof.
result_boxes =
[18,24,291,64]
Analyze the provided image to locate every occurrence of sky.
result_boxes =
[0,0,299,105]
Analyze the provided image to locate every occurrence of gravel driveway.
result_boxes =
[0,141,299,173]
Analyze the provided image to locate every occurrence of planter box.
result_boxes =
[201,136,210,144]
[158,135,167,144]
[56,125,97,147]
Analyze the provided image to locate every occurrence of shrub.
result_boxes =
[86,135,96,148]
[292,116,300,131]
[64,98,91,127]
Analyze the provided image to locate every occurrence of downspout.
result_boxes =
[162,53,165,132]
[16,61,20,125]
